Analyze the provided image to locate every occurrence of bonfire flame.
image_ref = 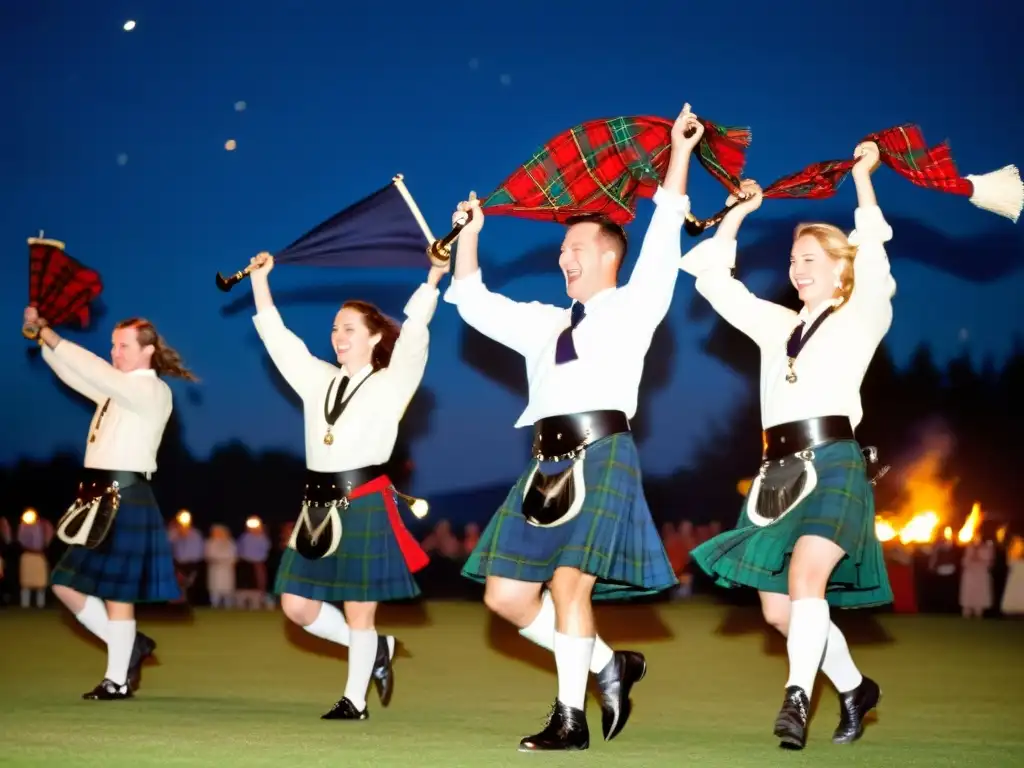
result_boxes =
[873,449,984,545]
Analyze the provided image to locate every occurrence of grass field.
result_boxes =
[0,599,1021,767]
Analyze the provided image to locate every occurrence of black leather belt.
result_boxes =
[303,465,386,504]
[532,410,630,460]
[763,416,854,462]
[78,469,148,497]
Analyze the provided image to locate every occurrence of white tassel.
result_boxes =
[966,164,1023,222]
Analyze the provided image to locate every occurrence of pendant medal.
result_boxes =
[323,430,334,446]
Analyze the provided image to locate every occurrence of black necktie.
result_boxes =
[554,302,586,365]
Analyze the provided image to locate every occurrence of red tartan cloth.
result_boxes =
[760,124,976,200]
[28,239,103,329]
[481,115,751,225]
[351,475,430,573]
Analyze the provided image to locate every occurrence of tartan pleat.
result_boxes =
[274,489,420,603]
[461,433,677,600]
[50,483,180,603]
[690,440,893,609]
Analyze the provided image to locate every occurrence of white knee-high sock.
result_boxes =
[75,596,110,643]
[303,602,351,646]
[104,620,136,687]
[784,598,830,697]
[820,622,864,693]
[554,632,595,710]
[344,629,377,710]
[518,590,616,674]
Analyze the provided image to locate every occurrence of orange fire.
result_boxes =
[873,449,984,545]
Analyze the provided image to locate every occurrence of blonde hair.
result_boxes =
[793,223,858,306]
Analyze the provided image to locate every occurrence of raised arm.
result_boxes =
[442,195,563,356]
[620,104,704,328]
[248,252,333,400]
[33,325,163,413]
[24,306,106,403]
[842,142,896,341]
[680,181,796,347]
[386,264,447,409]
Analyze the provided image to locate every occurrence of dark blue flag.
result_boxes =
[275,174,436,268]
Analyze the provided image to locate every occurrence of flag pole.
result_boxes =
[392,174,437,243]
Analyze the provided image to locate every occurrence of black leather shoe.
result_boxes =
[127,632,157,691]
[833,676,881,744]
[321,696,368,720]
[519,699,590,752]
[595,650,647,741]
[371,634,395,707]
[773,685,810,749]
[82,678,132,701]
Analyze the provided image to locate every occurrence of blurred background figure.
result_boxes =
[960,536,995,618]
[205,524,237,608]
[1000,535,1024,616]
[0,516,12,607]
[17,508,52,608]
[168,510,204,604]
[235,516,271,610]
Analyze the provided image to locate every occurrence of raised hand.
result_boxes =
[727,179,764,213]
[454,191,484,236]
[249,251,275,275]
[672,103,704,152]
[853,141,881,176]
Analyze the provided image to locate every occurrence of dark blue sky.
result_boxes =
[3,1,1022,497]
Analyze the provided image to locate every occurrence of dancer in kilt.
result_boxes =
[247,250,442,720]
[682,141,893,749]
[23,307,197,700]
[443,104,704,751]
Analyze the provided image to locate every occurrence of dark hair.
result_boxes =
[565,213,629,273]
[115,318,198,381]
[341,300,401,369]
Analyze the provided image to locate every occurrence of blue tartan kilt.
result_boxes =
[690,439,893,609]
[51,481,181,604]
[461,432,677,601]
[274,488,421,603]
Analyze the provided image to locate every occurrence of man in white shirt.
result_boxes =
[24,307,195,700]
[443,104,704,751]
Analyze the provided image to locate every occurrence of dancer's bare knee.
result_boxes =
[280,593,321,626]
[483,576,543,627]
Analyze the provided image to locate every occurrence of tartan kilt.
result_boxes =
[461,433,677,600]
[690,439,893,609]
[274,488,420,603]
[50,481,181,604]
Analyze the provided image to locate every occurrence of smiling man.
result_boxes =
[23,308,197,700]
[443,104,704,752]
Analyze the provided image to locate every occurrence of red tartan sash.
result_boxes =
[348,474,430,573]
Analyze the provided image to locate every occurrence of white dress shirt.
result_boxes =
[41,341,173,474]
[252,282,438,472]
[680,204,897,431]
[443,185,690,428]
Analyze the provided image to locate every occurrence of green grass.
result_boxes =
[1,599,1021,767]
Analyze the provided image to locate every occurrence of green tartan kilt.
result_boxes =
[461,433,677,600]
[274,489,420,603]
[690,439,893,609]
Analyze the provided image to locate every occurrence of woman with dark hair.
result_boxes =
[22,306,197,700]
[247,250,443,720]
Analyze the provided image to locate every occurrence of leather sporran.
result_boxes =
[57,487,120,549]
[521,457,586,528]
[755,459,807,522]
[289,501,344,560]
[745,454,818,528]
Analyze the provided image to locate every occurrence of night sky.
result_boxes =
[3,0,1022,498]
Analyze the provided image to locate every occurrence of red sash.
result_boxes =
[349,475,430,573]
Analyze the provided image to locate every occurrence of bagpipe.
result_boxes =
[22,232,104,340]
